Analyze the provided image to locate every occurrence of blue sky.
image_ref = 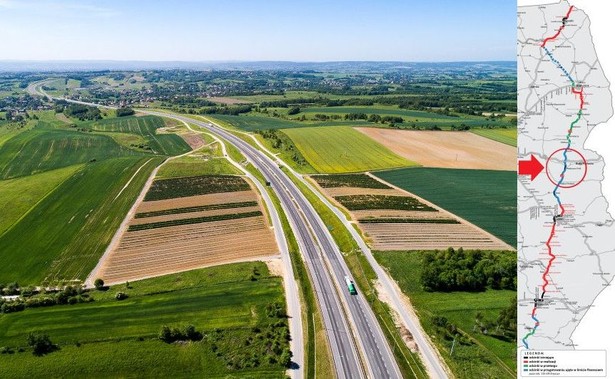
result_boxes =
[0,0,515,61]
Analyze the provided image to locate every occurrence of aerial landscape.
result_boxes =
[0,1,516,378]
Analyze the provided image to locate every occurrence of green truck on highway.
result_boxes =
[345,276,357,295]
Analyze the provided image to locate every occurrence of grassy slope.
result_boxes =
[0,262,287,379]
[471,128,517,147]
[283,126,416,173]
[156,141,240,179]
[375,251,516,378]
[0,113,195,284]
[157,155,239,178]
[375,168,516,246]
[0,157,164,284]
[86,115,191,156]
[0,165,83,235]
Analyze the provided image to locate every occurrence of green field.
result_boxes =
[0,157,163,284]
[0,113,196,284]
[0,165,83,235]
[283,126,416,173]
[0,125,138,179]
[300,105,512,129]
[472,128,517,146]
[208,114,363,132]
[375,251,516,378]
[86,116,191,156]
[0,262,288,379]
[375,168,516,246]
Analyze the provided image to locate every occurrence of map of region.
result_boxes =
[518,1,615,350]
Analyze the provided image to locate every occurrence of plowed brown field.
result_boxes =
[95,180,278,284]
[355,128,516,171]
[136,190,255,213]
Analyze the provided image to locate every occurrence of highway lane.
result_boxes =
[30,83,404,378]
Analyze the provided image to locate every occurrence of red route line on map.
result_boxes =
[540,5,574,48]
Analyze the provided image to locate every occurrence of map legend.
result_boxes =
[520,350,606,377]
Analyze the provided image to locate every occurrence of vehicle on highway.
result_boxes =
[345,276,358,295]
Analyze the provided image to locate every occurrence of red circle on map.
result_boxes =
[545,148,588,188]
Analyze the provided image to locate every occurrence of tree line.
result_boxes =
[420,247,516,292]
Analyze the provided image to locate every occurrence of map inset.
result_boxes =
[518,1,615,350]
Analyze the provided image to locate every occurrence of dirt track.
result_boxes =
[356,128,516,171]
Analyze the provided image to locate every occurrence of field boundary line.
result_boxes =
[113,158,154,201]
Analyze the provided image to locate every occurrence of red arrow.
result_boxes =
[519,155,544,181]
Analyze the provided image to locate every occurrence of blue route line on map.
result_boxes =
[543,47,575,85]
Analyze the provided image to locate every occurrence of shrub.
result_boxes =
[159,324,202,343]
[116,107,135,117]
[27,333,56,356]
[94,278,105,290]
[115,292,128,300]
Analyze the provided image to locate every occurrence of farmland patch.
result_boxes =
[471,128,517,147]
[0,157,163,284]
[85,115,191,156]
[375,168,516,246]
[334,194,436,211]
[95,175,278,284]
[145,175,248,201]
[356,128,516,170]
[311,174,512,250]
[0,262,288,379]
[283,126,416,173]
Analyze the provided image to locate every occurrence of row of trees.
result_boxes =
[420,247,516,292]
[0,285,93,314]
